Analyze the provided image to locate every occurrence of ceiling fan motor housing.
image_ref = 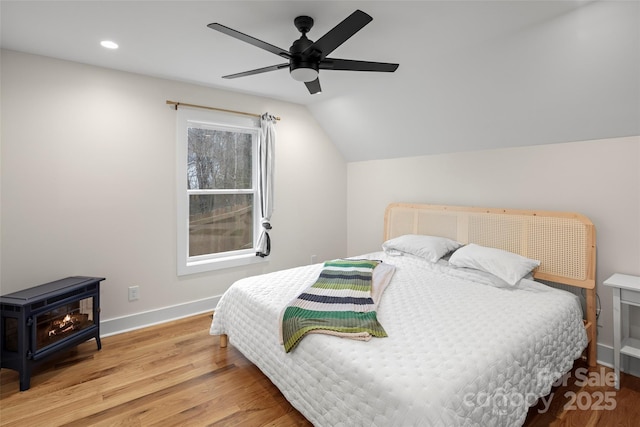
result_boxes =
[289,19,320,82]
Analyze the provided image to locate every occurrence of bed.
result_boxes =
[210,203,597,426]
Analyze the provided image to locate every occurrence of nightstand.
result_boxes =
[604,273,640,390]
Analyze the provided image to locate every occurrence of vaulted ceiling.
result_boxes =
[1,1,638,161]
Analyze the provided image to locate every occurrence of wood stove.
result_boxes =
[0,276,105,391]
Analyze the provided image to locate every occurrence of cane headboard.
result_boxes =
[384,203,595,288]
[384,202,597,365]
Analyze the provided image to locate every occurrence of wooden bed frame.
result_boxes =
[384,203,597,367]
[220,202,597,367]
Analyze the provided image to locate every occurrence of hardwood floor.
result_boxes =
[0,314,308,426]
[523,359,640,427]
[1,313,639,426]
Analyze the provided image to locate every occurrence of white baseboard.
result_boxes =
[597,342,640,378]
[100,295,221,337]
[597,343,614,368]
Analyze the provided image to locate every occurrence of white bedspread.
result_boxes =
[210,252,587,426]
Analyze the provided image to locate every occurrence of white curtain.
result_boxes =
[256,113,276,257]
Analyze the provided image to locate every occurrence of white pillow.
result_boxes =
[382,234,462,263]
[449,243,540,286]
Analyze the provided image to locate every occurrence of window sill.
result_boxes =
[177,252,268,276]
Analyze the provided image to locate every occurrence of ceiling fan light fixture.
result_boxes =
[290,67,318,82]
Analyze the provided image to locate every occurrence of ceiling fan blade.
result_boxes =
[303,10,372,60]
[319,58,399,72]
[305,78,322,94]
[223,63,289,79]
[208,23,291,59]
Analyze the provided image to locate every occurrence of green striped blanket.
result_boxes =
[280,259,388,353]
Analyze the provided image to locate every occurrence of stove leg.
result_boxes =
[19,365,31,392]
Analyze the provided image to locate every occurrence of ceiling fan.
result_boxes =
[207,9,399,94]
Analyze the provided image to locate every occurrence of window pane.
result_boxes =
[187,128,252,190]
[189,194,253,257]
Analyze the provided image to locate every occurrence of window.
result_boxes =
[177,108,265,275]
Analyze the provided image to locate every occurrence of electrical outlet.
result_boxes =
[128,285,139,301]
[310,254,317,264]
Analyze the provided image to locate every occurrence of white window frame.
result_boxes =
[176,107,267,275]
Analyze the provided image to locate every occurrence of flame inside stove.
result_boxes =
[48,314,78,337]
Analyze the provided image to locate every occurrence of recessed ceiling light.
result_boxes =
[100,40,119,49]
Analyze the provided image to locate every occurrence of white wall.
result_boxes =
[347,136,640,356]
[0,50,347,328]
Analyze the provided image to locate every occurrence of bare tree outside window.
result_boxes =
[187,127,254,257]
